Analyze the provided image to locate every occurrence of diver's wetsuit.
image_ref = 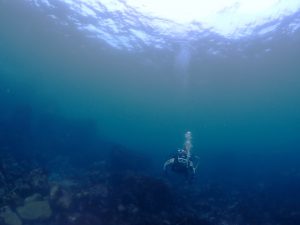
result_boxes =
[164,150,196,180]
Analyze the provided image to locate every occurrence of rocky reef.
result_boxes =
[0,149,207,225]
[1,147,300,225]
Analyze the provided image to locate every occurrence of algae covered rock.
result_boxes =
[24,193,42,203]
[0,206,22,225]
[16,200,52,221]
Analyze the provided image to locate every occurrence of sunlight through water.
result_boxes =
[27,0,300,51]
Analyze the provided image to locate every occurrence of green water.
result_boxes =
[1,1,300,156]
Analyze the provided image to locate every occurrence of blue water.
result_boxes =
[1,1,300,224]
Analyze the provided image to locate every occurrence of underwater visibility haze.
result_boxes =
[1,0,300,224]
[1,0,300,152]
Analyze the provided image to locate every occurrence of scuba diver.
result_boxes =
[163,131,199,181]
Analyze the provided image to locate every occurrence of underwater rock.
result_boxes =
[16,200,52,221]
[65,212,81,224]
[127,204,139,214]
[1,190,22,208]
[24,193,42,203]
[0,206,22,225]
[49,184,74,210]
[118,173,172,213]
[0,188,5,198]
[13,180,31,198]
[49,184,60,200]
[28,169,49,192]
[117,204,126,212]
[57,190,73,210]
[88,184,108,198]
